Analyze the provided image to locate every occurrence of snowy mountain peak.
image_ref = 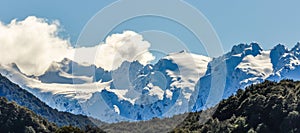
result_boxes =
[291,42,300,58]
[292,42,300,51]
[272,44,287,53]
[270,44,289,69]
[230,42,262,56]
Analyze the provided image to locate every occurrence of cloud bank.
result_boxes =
[0,16,155,76]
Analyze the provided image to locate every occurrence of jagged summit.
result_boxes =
[270,44,288,68]
[291,42,300,58]
[272,44,287,52]
[230,42,262,56]
[291,42,300,51]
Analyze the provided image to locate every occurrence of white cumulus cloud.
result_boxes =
[94,31,155,70]
[0,16,155,76]
[0,16,73,76]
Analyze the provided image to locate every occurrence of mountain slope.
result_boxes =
[0,97,57,133]
[0,74,104,128]
[0,96,107,133]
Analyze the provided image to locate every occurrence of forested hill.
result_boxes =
[0,74,104,128]
[173,80,300,132]
[0,96,107,133]
[0,97,57,132]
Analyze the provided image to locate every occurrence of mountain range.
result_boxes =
[0,43,300,123]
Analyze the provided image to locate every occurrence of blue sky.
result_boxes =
[1,0,300,55]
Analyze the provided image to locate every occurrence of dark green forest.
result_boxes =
[173,80,300,132]
[0,97,105,133]
[0,97,56,132]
